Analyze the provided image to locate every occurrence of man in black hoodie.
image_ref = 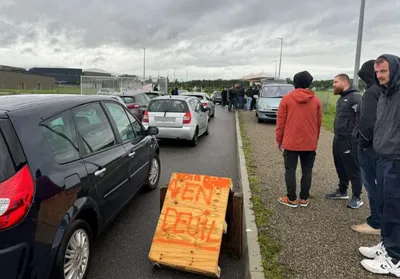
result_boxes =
[326,74,363,209]
[351,60,381,235]
[359,54,400,276]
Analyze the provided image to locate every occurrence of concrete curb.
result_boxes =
[235,111,265,279]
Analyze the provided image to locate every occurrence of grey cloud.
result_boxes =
[0,0,399,80]
[21,47,34,54]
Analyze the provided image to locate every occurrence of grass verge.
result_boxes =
[322,103,336,132]
[238,112,291,279]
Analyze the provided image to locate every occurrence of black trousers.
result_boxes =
[333,136,362,197]
[250,98,256,110]
[283,150,316,201]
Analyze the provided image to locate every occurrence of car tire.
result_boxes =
[190,128,199,147]
[204,123,209,136]
[257,117,262,123]
[144,154,161,191]
[52,219,93,279]
[255,112,258,117]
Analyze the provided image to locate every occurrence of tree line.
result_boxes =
[167,78,366,92]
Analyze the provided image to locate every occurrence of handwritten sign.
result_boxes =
[149,173,232,278]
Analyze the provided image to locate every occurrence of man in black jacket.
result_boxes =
[326,74,363,209]
[359,54,400,276]
[351,60,381,235]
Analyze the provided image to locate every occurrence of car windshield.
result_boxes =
[260,86,294,98]
[213,92,221,97]
[147,99,189,113]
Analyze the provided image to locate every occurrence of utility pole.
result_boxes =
[143,48,146,84]
[173,68,176,83]
[276,38,283,77]
[353,0,366,88]
[273,61,277,76]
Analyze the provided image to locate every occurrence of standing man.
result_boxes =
[276,71,322,207]
[326,74,363,209]
[221,88,228,107]
[360,54,400,276]
[351,60,381,235]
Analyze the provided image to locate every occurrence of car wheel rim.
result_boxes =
[149,158,159,185]
[64,229,90,279]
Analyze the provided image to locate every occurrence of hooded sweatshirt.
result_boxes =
[333,85,361,137]
[276,71,322,151]
[373,54,400,159]
[354,60,381,149]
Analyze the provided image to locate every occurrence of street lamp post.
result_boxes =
[143,48,146,84]
[276,38,283,77]
[273,60,277,76]
[353,0,366,88]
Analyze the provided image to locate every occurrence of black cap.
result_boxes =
[293,71,313,89]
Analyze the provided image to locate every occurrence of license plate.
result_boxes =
[155,117,175,122]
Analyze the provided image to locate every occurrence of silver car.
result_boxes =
[181,92,215,118]
[141,96,209,146]
[255,83,294,122]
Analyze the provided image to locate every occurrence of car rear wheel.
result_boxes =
[144,154,160,191]
[190,128,199,147]
[52,219,93,279]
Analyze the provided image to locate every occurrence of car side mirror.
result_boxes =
[147,126,159,135]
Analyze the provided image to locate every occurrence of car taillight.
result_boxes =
[202,102,208,107]
[127,104,139,109]
[183,112,191,124]
[142,111,149,123]
[0,165,34,230]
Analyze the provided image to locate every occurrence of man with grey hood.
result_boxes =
[351,60,382,235]
[359,54,400,277]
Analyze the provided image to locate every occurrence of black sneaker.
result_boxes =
[348,196,364,209]
[326,189,349,200]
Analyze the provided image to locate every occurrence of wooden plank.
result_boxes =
[221,191,244,260]
[232,192,244,259]
[149,173,232,278]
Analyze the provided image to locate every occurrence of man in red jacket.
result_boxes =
[276,71,322,207]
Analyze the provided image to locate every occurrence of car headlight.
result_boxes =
[258,103,271,110]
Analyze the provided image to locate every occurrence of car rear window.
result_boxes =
[0,127,17,183]
[120,96,135,104]
[147,99,189,113]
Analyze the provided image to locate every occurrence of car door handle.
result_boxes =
[94,168,106,176]
[129,151,136,158]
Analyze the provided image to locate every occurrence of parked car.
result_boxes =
[255,83,295,122]
[212,91,222,104]
[117,92,151,121]
[96,88,118,95]
[100,95,127,107]
[145,91,165,99]
[142,96,209,146]
[180,92,215,118]
[0,94,160,279]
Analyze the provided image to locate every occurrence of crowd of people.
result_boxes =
[274,54,400,277]
[220,84,260,111]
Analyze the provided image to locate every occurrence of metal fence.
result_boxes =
[80,76,143,95]
[80,76,169,95]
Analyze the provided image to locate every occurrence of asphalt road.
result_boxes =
[88,105,244,279]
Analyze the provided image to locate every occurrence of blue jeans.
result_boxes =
[359,147,381,229]
[238,96,244,109]
[377,157,400,260]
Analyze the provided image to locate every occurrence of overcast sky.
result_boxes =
[0,0,398,81]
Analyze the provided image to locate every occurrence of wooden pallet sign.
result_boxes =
[149,173,232,278]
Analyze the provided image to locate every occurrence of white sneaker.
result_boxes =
[361,254,400,277]
[359,242,387,259]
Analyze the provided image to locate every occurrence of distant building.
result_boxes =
[0,70,55,91]
[0,65,26,73]
[29,67,82,85]
[83,71,112,77]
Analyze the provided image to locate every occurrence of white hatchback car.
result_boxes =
[142,96,209,146]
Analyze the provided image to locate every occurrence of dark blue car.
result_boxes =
[0,94,161,279]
